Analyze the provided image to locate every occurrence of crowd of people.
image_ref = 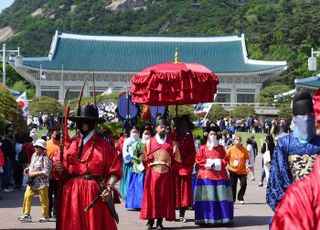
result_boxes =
[0,90,319,229]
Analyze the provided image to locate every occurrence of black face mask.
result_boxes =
[77,120,96,136]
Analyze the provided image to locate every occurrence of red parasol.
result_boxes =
[130,61,219,106]
[313,88,320,127]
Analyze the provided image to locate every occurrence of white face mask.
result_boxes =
[130,132,139,140]
[142,134,150,142]
[207,134,219,147]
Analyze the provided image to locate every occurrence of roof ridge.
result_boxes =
[60,32,242,43]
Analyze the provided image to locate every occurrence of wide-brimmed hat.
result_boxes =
[33,138,47,150]
[68,103,102,123]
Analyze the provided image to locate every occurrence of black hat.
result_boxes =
[68,103,101,122]
[179,114,194,130]
[155,115,166,127]
[205,122,221,134]
[292,91,314,115]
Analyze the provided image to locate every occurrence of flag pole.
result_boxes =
[61,64,64,102]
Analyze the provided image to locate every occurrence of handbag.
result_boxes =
[263,142,271,165]
[26,176,35,187]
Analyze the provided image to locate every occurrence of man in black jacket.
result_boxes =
[1,132,15,192]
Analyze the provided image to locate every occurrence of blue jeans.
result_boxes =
[2,160,13,189]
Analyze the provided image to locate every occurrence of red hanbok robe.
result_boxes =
[140,135,181,221]
[196,145,229,181]
[271,156,320,230]
[53,133,122,230]
[175,133,196,208]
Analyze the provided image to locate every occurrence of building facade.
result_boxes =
[9,31,287,103]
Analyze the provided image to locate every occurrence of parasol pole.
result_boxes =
[174,47,179,64]
[174,47,179,116]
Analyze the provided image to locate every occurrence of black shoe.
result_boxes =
[146,220,154,229]
[156,218,163,229]
[156,224,163,230]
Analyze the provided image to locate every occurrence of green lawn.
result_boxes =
[237,131,267,151]
[193,127,267,150]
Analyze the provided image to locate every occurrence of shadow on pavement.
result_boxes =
[233,215,271,227]
[0,190,41,209]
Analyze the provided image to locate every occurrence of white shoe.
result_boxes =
[239,200,245,204]
[18,214,32,222]
[3,188,13,192]
[39,217,49,223]
[179,217,187,223]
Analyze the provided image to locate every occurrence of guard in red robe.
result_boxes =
[271,156,320,230]
[140,116,182,230]
[53,103,122,230]
[174,116,196,223]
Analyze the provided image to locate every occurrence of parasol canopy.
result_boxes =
[130,62,219,106]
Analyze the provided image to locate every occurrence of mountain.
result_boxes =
[1,0,320,89]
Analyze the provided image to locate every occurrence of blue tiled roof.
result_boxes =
[21,32,287,73]
[295,76,320,89]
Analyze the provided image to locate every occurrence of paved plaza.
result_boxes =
[0,154,272,230]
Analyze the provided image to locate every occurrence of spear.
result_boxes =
[56,86,70,229]
[77,79,87,116]
[60,86,71,162]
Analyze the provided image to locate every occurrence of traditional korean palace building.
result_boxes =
[295,74,320,90]
[9,31,287,103]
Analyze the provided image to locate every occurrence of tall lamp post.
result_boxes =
[0,44,20,85]
[308,48,320,71]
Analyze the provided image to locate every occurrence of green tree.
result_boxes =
[27,86,36,99]
[12,80,27,93]
[256,84,292,105]
[168,105,196,121]
[231,105,256,120]
[29,96,62,115]
[0,83,27,132]
[0,114,7,134]
[207,104,229,121]
[278,103,292,121]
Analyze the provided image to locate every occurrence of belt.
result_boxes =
[148,161,171,168]
[69,174,101,180]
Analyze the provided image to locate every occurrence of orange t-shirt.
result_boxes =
[226,145,250,175]
[46,139,60,159]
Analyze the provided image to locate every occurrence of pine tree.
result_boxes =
[0,83,27,133]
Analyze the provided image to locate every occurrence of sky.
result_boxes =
[0,0,14,13]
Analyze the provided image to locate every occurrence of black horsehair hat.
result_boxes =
[292,90,314,115]
[68,102,101,123]
[68,76,104,123]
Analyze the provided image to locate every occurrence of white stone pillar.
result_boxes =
[231,82,237,104]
